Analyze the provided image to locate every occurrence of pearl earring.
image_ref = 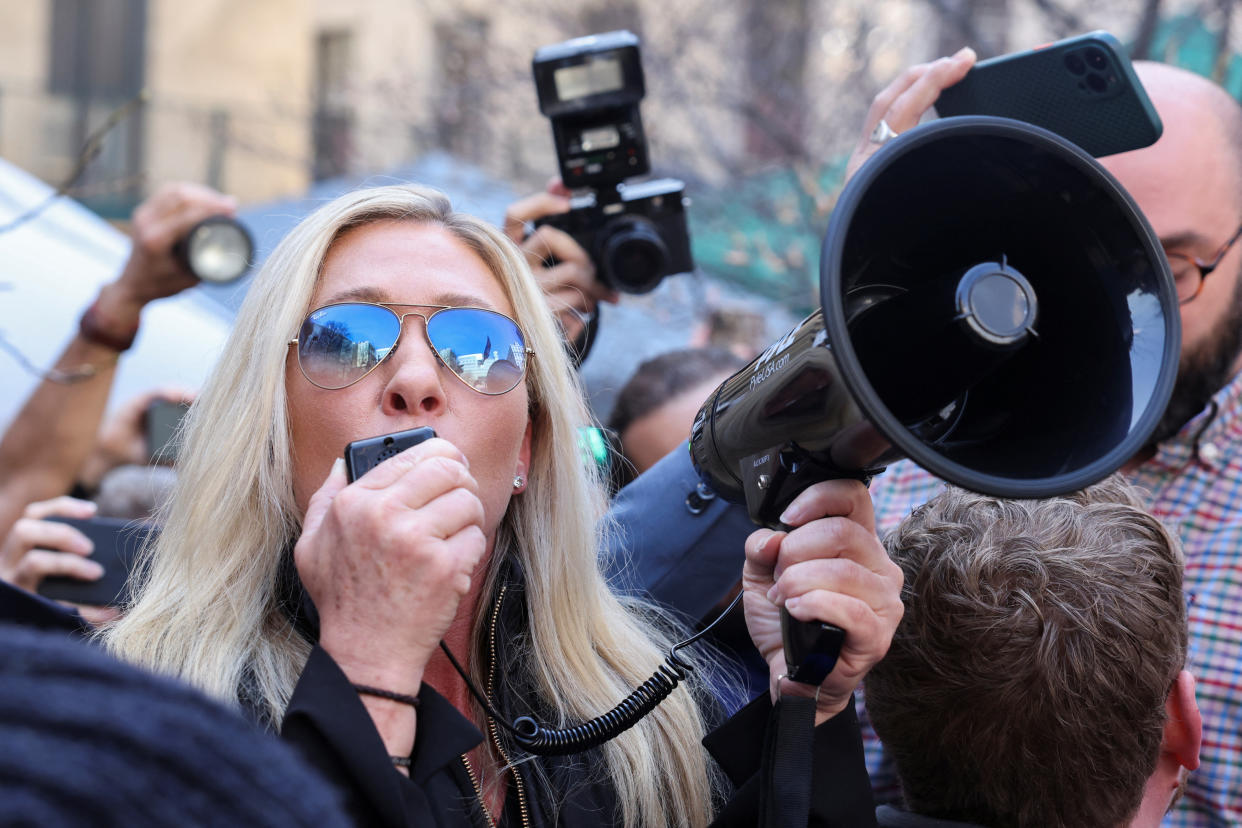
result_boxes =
[513,475,526,490]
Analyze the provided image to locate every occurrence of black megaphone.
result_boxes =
[690,115,1180,686]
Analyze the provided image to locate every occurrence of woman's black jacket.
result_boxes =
[0,572,877,827]
[280,568,877,827]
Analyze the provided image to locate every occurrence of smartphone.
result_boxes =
[145,399,191,464]
[37,517,158,607]
[935,31,1163,157]
[344,427,436,483]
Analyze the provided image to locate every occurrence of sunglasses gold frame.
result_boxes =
[289,302,535,394]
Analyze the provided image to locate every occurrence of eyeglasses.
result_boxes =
[290,302,534,394]
[1165,222,1242,304]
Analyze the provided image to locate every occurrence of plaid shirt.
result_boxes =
[861,367,1242,827]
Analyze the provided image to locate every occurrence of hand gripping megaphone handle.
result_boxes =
[743,445,873,687]
[780,607,846,686]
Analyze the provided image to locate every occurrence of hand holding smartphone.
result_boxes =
[934,31,1162,157]
[37,516,158,607]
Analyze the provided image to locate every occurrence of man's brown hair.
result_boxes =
[865,475,1186,828]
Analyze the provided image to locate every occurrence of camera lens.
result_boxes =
[601,219,668,294]
[1086,72,1108,94]
[1064,53,1086,75]
[1085,48,1107,71]
[182,216,254,283]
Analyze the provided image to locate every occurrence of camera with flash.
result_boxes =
[532,31,692,294]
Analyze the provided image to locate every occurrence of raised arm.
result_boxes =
[0,183,235,537]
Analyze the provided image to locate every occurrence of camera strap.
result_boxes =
[759,694,816,827]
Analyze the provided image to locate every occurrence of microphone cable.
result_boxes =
[440,589,745,756]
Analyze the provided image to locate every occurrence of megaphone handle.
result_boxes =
[780,606,845,686]
[739,446,854,687]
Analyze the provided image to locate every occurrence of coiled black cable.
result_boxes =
[510,647,692,755]
[440,590,744,757]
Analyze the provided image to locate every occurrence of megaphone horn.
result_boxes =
[690,115,1180,685]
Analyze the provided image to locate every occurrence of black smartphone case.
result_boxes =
[935,32,1163,158]
[38,517,157,607]
[344,427,436,483]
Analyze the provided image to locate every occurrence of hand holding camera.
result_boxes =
[504,180,620,346]
[529,31,693,296]
[82,183,245,351]
[113,183,241,305]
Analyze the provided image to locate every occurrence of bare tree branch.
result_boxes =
[923,0,998,55]
[1029,0,1086,37]
[1131,0,1164,59]
[1215,0,1233,82]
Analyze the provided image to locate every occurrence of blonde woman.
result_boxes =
[93,185,901,826]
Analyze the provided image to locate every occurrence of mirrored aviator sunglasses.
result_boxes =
[294,302,533,395]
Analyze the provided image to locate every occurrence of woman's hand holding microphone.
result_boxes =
[294,438,487,761]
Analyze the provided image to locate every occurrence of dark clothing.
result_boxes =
[875,805,984,827]
[1,538,878,827]
[0,578,90,638]
[603,442,755,624]
[285,641,875,826]
[281,568,622,827]
[604,442,770,702]
[281,564,877,826]
[0,621,352,827]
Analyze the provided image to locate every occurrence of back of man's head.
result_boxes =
[865,475,1186,828]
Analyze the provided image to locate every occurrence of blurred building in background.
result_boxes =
[3,0,1235,216]
[0,0,311,214]
[0,0,1237,341]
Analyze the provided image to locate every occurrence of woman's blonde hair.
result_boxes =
[103,185,720,826]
